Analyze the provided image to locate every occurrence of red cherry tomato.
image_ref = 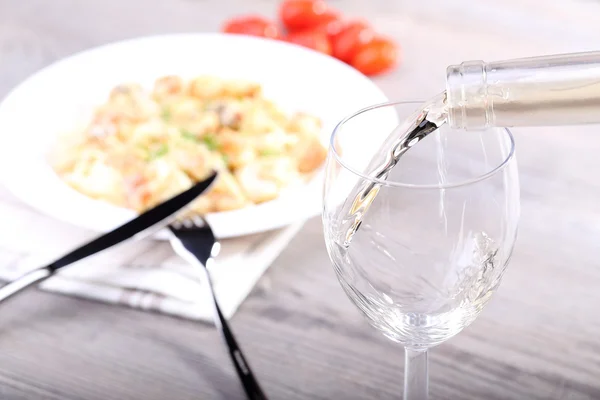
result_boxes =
[285,30,332,55]
[222,15,280,39]
[331,20,375,63]
[279,0,333,31]
[306,10,344,40]
[350,36,399,76]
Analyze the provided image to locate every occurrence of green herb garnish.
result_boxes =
[161,108,172,122]
[259,149,280,157]
[222,154,230,165]
[181,129,198,141]
[202,134,219,151]
[149,144,169,159]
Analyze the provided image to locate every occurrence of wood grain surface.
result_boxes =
[1,0,600,399]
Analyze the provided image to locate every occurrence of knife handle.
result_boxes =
[0,267,52,303]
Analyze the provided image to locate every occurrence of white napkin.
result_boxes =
[0,191,305,321]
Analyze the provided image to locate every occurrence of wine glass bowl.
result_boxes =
[322,101,519,398]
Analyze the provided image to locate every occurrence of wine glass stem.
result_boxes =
[404,348,429,400]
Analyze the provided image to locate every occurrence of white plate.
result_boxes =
[0,33,389,239]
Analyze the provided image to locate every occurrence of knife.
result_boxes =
[0,172,217,303]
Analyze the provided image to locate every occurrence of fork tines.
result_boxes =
[171,215,207,230]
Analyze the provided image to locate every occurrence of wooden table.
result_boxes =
[1,1,600,399]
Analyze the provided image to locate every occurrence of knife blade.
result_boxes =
[0,172,217,302]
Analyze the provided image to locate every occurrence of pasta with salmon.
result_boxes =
[50,75,327,214]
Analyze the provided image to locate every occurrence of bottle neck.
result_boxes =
[445,51,600,130]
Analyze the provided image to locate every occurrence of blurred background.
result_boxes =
[3,0,600,99]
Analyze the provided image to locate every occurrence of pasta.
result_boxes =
[50,75,327,214]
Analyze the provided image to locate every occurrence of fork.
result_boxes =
[167,216,268,400]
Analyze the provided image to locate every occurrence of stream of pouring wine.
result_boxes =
[343,93,449,246]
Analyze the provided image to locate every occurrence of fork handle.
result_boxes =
[200,268,268,400]
[210,296,268,400]
[169,231,268,400]
[0,267,52,302]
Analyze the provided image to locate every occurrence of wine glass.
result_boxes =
[322,101,519,399]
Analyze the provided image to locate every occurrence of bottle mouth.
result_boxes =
[446,61,491,130]
[330,100,516,190]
